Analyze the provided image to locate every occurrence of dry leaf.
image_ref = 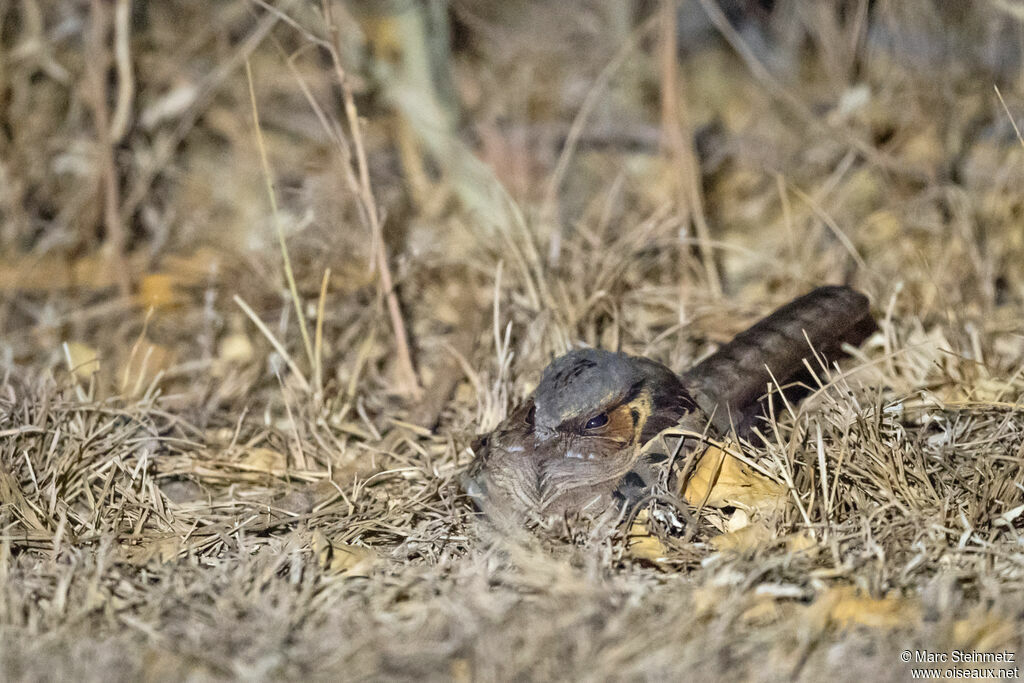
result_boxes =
[218,332,254,364]
[740,596,783,625]
[682,441,788,512]
[625,510,670,564]
[0,251,146,291]
[815,585,920,630]
[0,248,222,295]
[311,530,375,575]
[710,520,774,553]
[711,521,817,555]
[953,606,1018,651]
[64,342,100,381]
[724,507,752,533]
[691,584,731,619]
[137,273,186,310]
[236,447,289,476]
[159,247,224,286]
[785,530,817,554]
[118,536,181,566]
[900,121,943,172]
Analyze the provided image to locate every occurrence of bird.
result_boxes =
[463,285,876,522]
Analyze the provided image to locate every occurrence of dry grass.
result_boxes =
[2,1,1024,680]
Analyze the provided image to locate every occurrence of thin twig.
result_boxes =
[323,0,420,397]
[314,267,330,399]
[86,0,130,297]
[245,59,316,379]
[109,0,134,143]
[994,85,1024,149]
[234,294,311,393]
[784,179,869,273]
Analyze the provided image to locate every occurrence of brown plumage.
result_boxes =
[464,286,876,521]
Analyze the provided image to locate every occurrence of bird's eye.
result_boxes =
[585,413,609,430]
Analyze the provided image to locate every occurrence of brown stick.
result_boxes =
[86,0,131,297]
[323,1,421,398]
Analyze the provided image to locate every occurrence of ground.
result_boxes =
[1,1,1024,681]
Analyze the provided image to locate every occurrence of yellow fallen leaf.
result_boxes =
[137,273,186,310]
[218,332,254,364]
[0,250,146,291]
[724,507,751,533]
[741,596,783,625]
[236,447,288,476]
[953,606,1018,651]
[64,341,100,382]
[118,536,181,566]
[691,584,730,619]
[625,511,670,564]
[710,520,774,553]
[159,247,225,286]
[816,585,920,630]
[785,530,817,554]
[710,520,817,556]
[682,441,788,512]
[311,530,375,575]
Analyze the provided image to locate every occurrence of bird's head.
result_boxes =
[464,349,699,520]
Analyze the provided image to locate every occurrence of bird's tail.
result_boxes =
[680,285,876,436]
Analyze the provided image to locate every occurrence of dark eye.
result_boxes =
[471,434,490,453]
[585,413,609,430]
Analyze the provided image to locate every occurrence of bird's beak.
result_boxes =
[533,425,558,443]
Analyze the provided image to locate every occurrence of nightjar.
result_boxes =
[463,286,876,522]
